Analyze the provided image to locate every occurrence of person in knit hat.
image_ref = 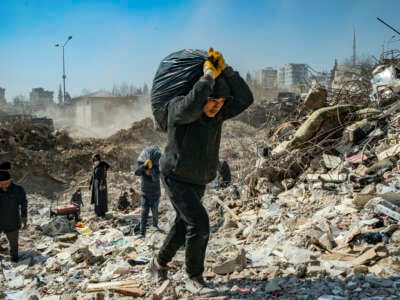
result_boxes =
[0,161,11,171]
[0,166,27,262]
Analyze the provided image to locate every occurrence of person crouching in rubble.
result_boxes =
[215,157,231,189]
[71,188,84,209]
[89,154,110,218]
[117,191,130,211]
[149,48,253,296]
[0,165,28,263]
[134,158,161,237]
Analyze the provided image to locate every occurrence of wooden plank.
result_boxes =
[351,244,384,266]
[85,279,140,293]
[215,198,240,221]
[109,286,146,297]
[150,279,170,300]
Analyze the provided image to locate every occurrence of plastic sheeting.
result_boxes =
[151,49,207,131]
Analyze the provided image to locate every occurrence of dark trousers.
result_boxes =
[140,195,159,236]
[2,230,18,261]
[157,176,209,278]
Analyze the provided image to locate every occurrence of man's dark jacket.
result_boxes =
[134,164,161,199]
[160,67,253,185]
[0,183,27,232]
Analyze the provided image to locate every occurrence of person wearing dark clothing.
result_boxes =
[135,158,161,236]
[149,48,253,296]
[0,170,27,262]
[0,161,11,171]
[216,159,231,188]
[70,188,84,208]
[117,192,130,211]
[89,154,110,217]
[129,188,140,208]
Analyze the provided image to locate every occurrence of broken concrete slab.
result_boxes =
[304,84,327,111]
[288,104,359,149]
[213,247,246,275]
[322,154,342,169]
[377,144,400,161]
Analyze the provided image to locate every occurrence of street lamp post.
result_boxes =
[55,35,72,104]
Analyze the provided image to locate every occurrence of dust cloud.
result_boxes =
[35,95,153,138]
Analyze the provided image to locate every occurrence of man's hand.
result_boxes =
[144,159,153,169]
[99,185,106,191]
[21,217,27,229]
[203,47,227,79]
[145,169,151,176]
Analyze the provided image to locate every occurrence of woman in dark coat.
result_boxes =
[89,154,110,217]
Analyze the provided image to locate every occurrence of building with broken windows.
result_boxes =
[281,63,308,88]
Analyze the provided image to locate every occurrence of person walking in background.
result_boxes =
[134,146,161,237]
[0,163,28,263]
[89,153,110,218]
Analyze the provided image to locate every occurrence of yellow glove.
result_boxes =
[203,47,227,79]
[144,159,153,169]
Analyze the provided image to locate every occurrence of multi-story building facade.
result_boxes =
[257,67,277,88]
[278,67,285,88]
[0,87,5,105]
[282,63,308,88]
[29,88,54,108]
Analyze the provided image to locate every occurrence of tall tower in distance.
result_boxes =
[352,27,357,66]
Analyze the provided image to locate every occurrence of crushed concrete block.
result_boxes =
[304,84,327,110]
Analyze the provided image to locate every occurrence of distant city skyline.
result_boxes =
[1,0,400,101]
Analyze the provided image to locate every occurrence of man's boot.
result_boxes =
[10,249,18,263]
[148,257,168,284]
[185,276,217,296]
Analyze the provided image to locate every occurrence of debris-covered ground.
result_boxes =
[2,60,400,299]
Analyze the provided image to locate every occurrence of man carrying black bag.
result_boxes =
[149,48,253,296]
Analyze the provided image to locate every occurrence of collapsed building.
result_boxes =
[2,57,400,299]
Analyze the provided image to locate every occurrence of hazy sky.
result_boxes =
[1,0,400,101]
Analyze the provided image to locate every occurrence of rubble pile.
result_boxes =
[206,60,400,298]
[3,62,400,299]
[0,118,165,196]
[0,117,56,151]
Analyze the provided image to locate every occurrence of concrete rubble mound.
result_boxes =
[2,61,400,299]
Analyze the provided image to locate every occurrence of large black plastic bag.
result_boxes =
[151,49,207,131]
[137,145,162,165]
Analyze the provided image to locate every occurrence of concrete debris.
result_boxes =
[4,61,400,299]
[304,83,328,111]
[212,247,246,275]
[288,104,359,150]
